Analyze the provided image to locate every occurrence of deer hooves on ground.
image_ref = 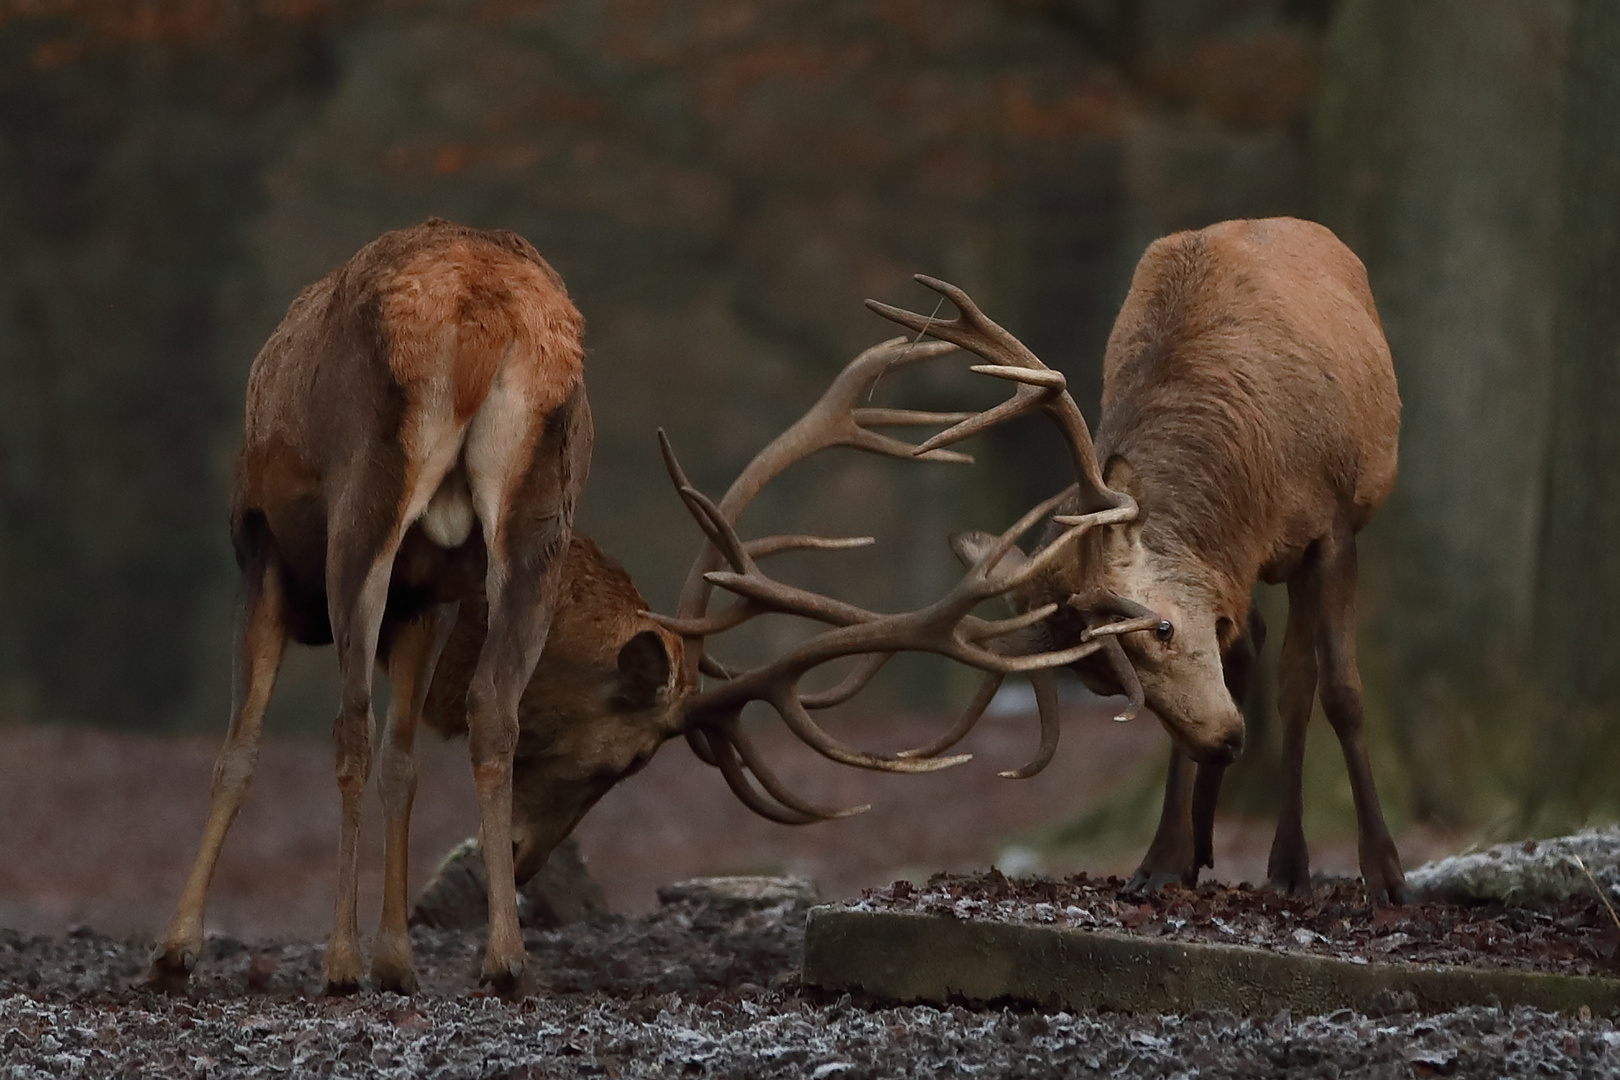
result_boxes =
[144,949,195,994]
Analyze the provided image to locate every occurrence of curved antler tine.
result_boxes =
[853,427,975,464]
[968,603,1059,643]
[685,724,722,767]
[897,671,1003,759]
[967,364,1067,389]
[726,722,871,819]
[999,670,1061,779]
[973,486,1076,586]
[798,652,892,709]
[744,535,875,559]
[968,635,1107,673]
[645,602,761,638]
[911,393,1037,456]
[851,408,978,427]
[698,654,732,680]
[996,501,1136,594]
[1101,636,1143,723]
[1080,615,1161,641]
[709,730,823,825]
[771,689,972,772]
[659,430,752,573]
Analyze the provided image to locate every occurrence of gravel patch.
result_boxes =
[0,876,1615,1076]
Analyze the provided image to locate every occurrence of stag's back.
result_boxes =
[1095,217,1399,588]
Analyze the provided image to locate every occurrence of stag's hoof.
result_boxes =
[478,958,526,999]
[1125,866,1194,895]
[1362,845,1408,906]
[144,948,196,994]
[320,976,363,997]
[371,960,419,997]
[1266,853,1313,896]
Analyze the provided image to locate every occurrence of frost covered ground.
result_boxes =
[1,880,1619,1078]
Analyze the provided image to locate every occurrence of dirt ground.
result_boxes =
[0,882,1615,1077]
[0,703,1555,1078]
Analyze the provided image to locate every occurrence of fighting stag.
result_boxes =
[873,217,1405,904]
[148,219,592,995]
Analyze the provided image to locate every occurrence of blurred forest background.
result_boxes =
[0,0,1616,856]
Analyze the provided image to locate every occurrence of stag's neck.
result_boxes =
[1096,403,1273,618]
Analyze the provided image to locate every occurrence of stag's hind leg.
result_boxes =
[370,602,459,995]
[321,445,462,993]
[462,385,591,994]
[148,544,288,992]
[1314,524,1405,904]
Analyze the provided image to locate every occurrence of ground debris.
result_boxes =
[0,876,1615,1076]
[850,869,1620,977]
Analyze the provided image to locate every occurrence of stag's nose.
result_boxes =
[1215,727,1245,763]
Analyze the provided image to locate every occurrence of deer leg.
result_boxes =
[1191,607,1267,873]
[148,553,287,992]
[1269,559,1320,894]
[1315,525,1406,905]
[320,510,412,994]
[1128,748,1198,891]
[465,536,566,994]
[371,602,459,995]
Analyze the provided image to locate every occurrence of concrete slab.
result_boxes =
[802,906,1620,1017]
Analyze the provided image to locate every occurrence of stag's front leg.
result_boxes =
[371,603,459,995]
[1128,749,1198,891]
[1314,526,1406,904]
[322,515,406,994]
[1269,559,1320,894]
[149,553,287,992]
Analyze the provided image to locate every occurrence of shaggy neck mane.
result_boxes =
[1094,236,1280,617]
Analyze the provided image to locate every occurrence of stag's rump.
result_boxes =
[230,219,588,645]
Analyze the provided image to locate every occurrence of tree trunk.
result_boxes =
[1528,0,1620,819]
[1312,0,1571,823]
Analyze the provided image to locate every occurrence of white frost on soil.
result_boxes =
[1407,829,1620,906]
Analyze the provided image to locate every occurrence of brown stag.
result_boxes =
[868,217,1406,903]
[148,218,594,995]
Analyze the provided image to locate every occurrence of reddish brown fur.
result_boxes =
[151,219,598,997]
[419,535,691,882]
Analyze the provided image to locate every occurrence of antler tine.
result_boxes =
[999,670,1061,779]
[725,721,872,819]
[896,670,1003,759]
[708,731,824,825]
[867,276,1120,514]
[1101,635,1144,723]
[798,652,893,710]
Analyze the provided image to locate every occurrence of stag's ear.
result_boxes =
[613,630,672,711]
[1103,454,1136,495]
[950,529,1031,591]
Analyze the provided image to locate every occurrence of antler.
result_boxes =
[863,276,1166,776]
[866,275,1128,516]
[657,335,1125,822]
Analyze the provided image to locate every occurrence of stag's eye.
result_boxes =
[1154,620,1175,643]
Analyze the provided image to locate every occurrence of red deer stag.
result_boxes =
[869,217,1406,903]
[147,218,593,995]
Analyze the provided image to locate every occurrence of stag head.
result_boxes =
[870,277,1245,767]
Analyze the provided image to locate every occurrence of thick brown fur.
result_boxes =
[418,535,691,884]
[150,219,595,997]
[1018,218,1404,902]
